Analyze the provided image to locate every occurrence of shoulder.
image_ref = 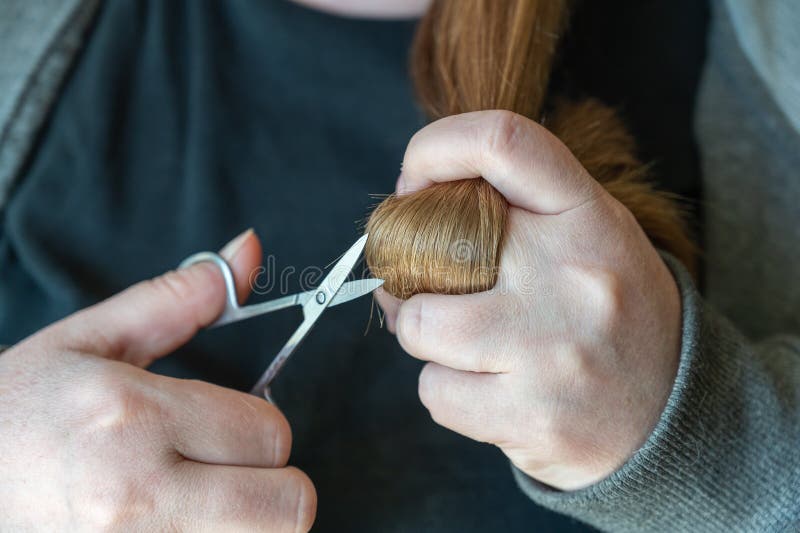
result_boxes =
[0,0,100,209]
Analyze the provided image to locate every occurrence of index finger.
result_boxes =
[169,463,316,532]
[156,374,292,469]
[398,110,602,215]
[395,291,512,373]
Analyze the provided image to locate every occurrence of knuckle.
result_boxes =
[142,265,222,327]
[484,110,527,164]
[146,269,197,303]
[87,362,129,391]
[189,385,293,467]
[259,402,292,466]
[605,194,638,225]
[597,194,642,238]
[537,411,569,460]
[534,402,601,472]
[228,467,317,532]
[541,345,606,449]
[405,127,425,158]
[417,365,454,430]
[396,298,423,353]
[285,468,317,533]
[402,127,430,176]
[526,388,577,457]
[553,342,594,383]
[226,395,293,466]
[81,478,154,531]
[83,492,125,530]
[56,310,126,359]
[417,363,439,410]
[78,369,154,440]
[574,267,624,332]
[94,390,142,435]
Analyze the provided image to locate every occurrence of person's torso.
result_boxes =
[0,1,584,530]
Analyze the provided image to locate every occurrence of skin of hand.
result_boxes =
[0,230,316,531]
[375,110,683,491]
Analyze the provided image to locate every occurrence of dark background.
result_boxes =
[561,0,710,270]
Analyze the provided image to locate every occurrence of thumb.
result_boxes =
[398,110,602,215]
[47,229,263,367]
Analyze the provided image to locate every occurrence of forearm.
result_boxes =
[514,254,800,531]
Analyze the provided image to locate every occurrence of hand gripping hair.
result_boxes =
[365,0,695,299]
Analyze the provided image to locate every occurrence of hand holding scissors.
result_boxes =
[180,234,382,402]
[1,229,326,530]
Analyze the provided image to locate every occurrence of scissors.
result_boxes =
[179,234,381,403]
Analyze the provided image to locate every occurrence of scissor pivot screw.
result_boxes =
[315,291,326,304]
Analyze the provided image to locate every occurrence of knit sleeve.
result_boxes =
[513,254,800,531]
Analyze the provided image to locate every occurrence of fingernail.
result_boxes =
[220,228,254,261]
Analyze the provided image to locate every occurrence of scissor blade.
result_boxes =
[315,234,369,304]
[250,234,371,398]
[298,278,383,307]
[223,278,383,328]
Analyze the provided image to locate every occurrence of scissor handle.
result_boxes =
[178,251,311,404]
[179,252,240,322]
[180,251,305,328]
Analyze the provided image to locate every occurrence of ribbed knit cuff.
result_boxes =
[512,253,799,531]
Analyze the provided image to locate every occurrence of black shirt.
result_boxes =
[0,0,585,530]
